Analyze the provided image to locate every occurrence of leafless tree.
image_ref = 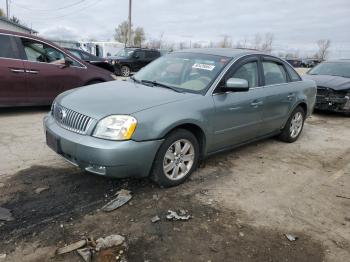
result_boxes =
[316,39,331,61]
[192,42,202,48]
[254,33,262,50]
[219,35,232,48]
[261,33,274,53]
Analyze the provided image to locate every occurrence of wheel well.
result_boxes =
[167,124,206,159]
[298,102,307,114]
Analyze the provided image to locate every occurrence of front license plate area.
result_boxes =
[46,131,62,154]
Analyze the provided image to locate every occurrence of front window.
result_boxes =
[308,62,350,78]
[116,48,134,58]
[133,52,231,93]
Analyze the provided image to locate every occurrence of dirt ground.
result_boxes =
[0,107,349,262]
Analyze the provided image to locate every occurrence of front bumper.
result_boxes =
[315,94,350,113]
[44,114,163,178]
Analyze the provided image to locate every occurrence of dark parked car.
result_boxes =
[0,29,117,107]
[301,58,320,68]
[303,60,350,114]
[66,48,115,73]
[108,48,161,77]
[44,49,316,187]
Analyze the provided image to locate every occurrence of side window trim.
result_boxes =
[17,36,85,68]
[261,57,289,86]
[0,33,21,60]
[213,55,260,94]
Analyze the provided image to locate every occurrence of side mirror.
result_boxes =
[225,78,249,92]
[64,57,74,67]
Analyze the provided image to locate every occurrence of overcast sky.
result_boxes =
[2,0,350,57]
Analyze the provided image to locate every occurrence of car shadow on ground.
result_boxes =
[0,106,50,116]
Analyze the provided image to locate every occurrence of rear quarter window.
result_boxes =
[0,34,19,59]
[285,64,302,81]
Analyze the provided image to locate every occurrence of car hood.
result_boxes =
[57,80,196,120]
[303,74,350,91]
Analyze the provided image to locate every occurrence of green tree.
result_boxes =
[0,8,5,17]
[133,27,145,47]
[114,21,133,46]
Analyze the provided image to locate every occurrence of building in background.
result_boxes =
[0,17,37,34]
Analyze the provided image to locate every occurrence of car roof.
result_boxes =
[174,48,263,58]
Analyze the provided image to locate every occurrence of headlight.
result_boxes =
[93,115,137,140]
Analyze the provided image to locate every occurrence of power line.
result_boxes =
[12,0,87,12]
[17,0,100,21]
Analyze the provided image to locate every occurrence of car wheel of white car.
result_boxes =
[279,106,305,143]
[150,129,199,187]
[121,66,130,77]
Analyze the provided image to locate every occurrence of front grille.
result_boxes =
[53,104,93,135]
[317,86,330,97]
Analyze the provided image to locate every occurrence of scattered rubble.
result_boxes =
[77,247,92,262]
[56,239,87,255]
[95,235,125,251]
[0,254,6,259]
[34,186,49,194]
[166,210,191,221]
[285,234,298,241]
[102,189,132,212]
[0,183,4,188]
[0,207,14,222]
[151,215,161,223]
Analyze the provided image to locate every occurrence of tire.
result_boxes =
[150,129,200,187]
[278,106,305,143]
[120,66,131,77]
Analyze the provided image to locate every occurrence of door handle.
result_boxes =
[251,101,263,107]
[10,68,25,73]
[26,70,39,74]
[287,93,295,100]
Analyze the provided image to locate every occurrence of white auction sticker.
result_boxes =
[192,63,215,71]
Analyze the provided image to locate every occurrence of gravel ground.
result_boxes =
[0,106,349,262]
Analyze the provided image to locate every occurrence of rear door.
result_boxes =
[0,33,27,106]
[259,56,297,134]
[212,56,265,150]
[18,37,86,105]
[133,50,147,71]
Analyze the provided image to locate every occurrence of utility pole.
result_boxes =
[128,0,132,47]
[6,0,9,18]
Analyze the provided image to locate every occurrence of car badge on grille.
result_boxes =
[57,108,67,121]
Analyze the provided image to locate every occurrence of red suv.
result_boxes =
[0,29,116,107]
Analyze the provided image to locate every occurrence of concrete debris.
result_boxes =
[0,207,14,222]
[152,193,160,201]
[151,215,161,223]
[285,234,298,241]
[56,239,87,255]
[95,235,125,251]
[35,187,49,194]
[102,190,132,212]
[77,248,92,262]
[239,232,245,237]
[0,254,6,259]
[166,210,191,221]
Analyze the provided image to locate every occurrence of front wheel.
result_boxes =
[278,106,305,143]
[120,66,131,77]
[150,129,199,187]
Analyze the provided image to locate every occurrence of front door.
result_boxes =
[259,58,297,134]
[0,34,27,106]
[18,37,84,105]
[212,57,264,151]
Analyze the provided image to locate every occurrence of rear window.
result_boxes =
[0,34,19,59]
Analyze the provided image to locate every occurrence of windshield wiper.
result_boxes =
[140,80,183,93]
[130,76,141,83]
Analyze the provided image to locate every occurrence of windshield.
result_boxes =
[308,62,350,78]
[133,52,231,93]
[115,49,134,58]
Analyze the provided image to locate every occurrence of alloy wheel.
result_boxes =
[290,112,303,138]
[163,139,195,181]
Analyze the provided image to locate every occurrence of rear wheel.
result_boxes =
[150,129,199,187]
[120,66,131,77]
[279,106,305,143]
